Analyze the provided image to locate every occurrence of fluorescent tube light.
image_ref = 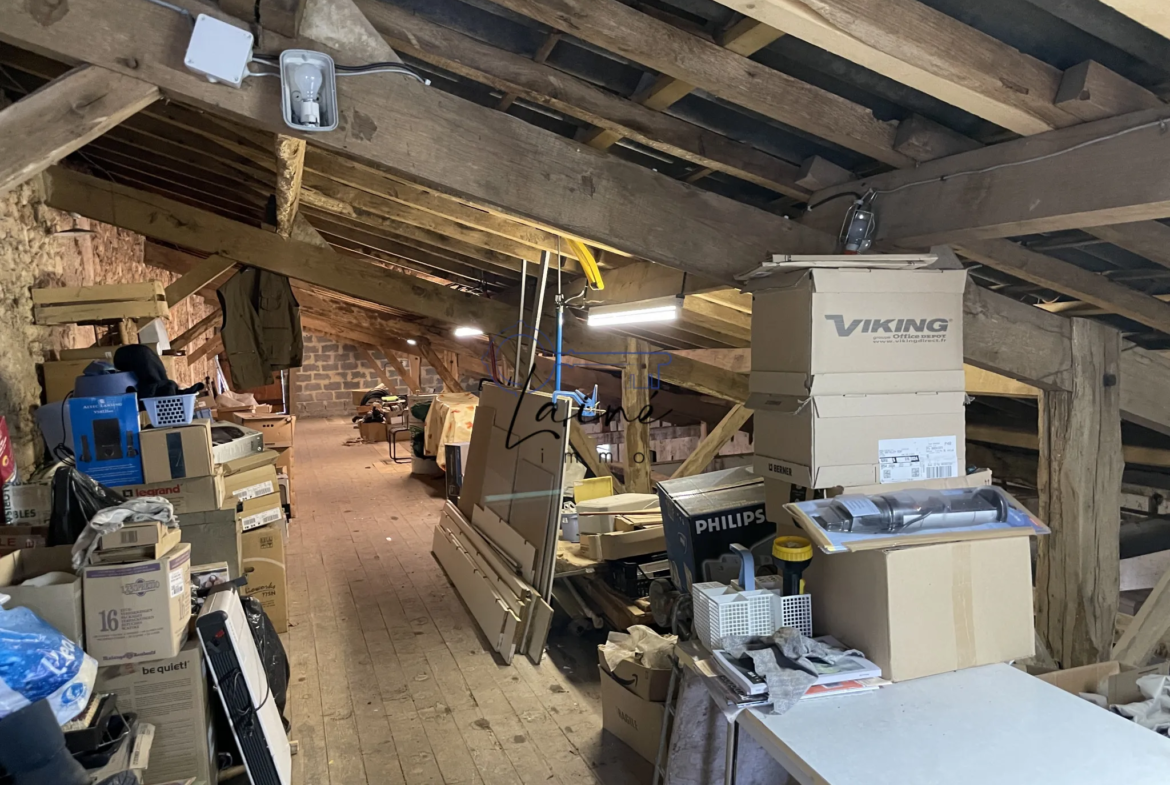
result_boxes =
[454,326,484,337]
[587,296,681,327]
[406,339,417,345]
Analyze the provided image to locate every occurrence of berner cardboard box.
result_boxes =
[749,267,967,396]
[95,641,217,785]
[140,419,215,483]
[751,390,967,489]
[0,546,84,643]
[241,521,288,633]
[83,542,192,665]
[806,536,1035,682]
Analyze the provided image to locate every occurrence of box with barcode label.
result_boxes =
[98,520,166,551]
[221,464,278,504]
[750,391,966,489]
[83,543,191,665]
[234,492,284,532]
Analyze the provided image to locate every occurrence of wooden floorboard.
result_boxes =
[287,418,649,785]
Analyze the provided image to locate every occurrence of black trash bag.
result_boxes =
[240,595,291,730]
[47,466,126,548]
[113,345,203,400]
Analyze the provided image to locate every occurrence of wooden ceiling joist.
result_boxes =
[0,64,158,194]
[273,134,306,238]
[1096,1,1170,40]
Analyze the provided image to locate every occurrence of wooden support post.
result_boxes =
[623,337,653,494]
[569,420,626,494]
[1114,564,1170,667]
[407,354,422,393]
[671,404,753,479]
[171,310,220,351]
[273,135,307,238]
[359,346,396,390]
[418,340,464,392]
[1035,319,1123,668]
[0,65,158,194]
[379,348,420,394]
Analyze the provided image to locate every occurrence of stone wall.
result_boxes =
[0,182,218,469]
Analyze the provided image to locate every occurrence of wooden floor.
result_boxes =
[285,418,652,785]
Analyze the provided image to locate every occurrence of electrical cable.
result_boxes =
[140,0,194,24]
[252,53,430,84]
[805,190,866,212]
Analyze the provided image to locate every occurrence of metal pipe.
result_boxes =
[525,251,550,389]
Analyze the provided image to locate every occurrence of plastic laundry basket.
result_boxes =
[692,582,775,650]
[142,394,197,427]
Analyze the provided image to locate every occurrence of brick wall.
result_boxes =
[294,332,444,417]
[0,182,218,469]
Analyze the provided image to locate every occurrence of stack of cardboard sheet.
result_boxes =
[432,502,552,664]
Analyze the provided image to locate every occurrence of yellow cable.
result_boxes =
[565,238,604,290]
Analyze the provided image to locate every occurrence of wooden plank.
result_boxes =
[712,0,1076,135]
[1055,60,1163,123]
[962,284,1073,393]
[522,596,554,665]
[361,1,809,199]
[623,337,653,494]
[1097,0,1170,40]
[31,281,164,304]
[0,64,158,194]
[964,366,1039,398]
[187,333,224,364]
[417,340,464,393]
[431,524,520,663]
[470,504,537,586]
[0,0,835,284]
[34,300,167,325]
[488,0,910,166]
[380,349,420,394]
[360,346,398,391]
[957,239,1170,336]
[1085,221,1170,271]
[794,156,853,191]
[160,254,235,308]
[967,423,1170,468]
[670,404,752,479]
[892,114,982,162]
[1114,563,1170,667]
[569,421,626,495]
[1036,318,1123,667]
[274,134,307,238]
[171,310,221,353]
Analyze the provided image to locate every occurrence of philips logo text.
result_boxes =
[694,508,766,535]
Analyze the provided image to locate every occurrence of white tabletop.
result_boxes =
[738,664,1170,785]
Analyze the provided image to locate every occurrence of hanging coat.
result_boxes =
[217,267,303,390]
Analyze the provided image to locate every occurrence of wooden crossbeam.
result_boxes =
[1097,1,1170,40]
[1114,564,1170,667]
[0,64,158,194]
[171,309,221,352]
[670,404,752,479]
[380,349,421,394]
[417,340,464,392]
[359,346,397,391]
[187,333,224,364]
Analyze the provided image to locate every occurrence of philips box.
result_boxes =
[657,466,774,593]
[83,542,191,665]
[748,267,967,396]
[70,393,144,486]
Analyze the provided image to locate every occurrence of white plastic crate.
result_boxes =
[142,394,197,427]
[692,582,775,651]
[777,593,813,639]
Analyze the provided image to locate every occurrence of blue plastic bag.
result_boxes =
[0,593,96,725]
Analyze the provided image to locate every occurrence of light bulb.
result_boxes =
[292,62,323,126]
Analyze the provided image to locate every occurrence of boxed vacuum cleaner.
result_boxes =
[70,393,144,486]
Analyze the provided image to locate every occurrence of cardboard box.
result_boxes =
[219,449,278,477]
[222,464,279,503]
[70,393,144,486]
[83,543,192,665]
[0,524,48,554]
[140,420,214,483]
[0,546,83,642]
[599,666,665,763]
[658,467,773,592]
[234,492,284,532]
[241,522,288,633]
[1036,661,1170,705]
[190,561,231,592]
[42,355,177,403]
[807,537,1034,682]
[3,480,52,527]
[99,520,167,551]
[94,642,216,785]
[209,422,264,464]
[751,392,966,489]
[596,526,667,562]
[91,526,183,565]
[598,645,671,702]
[749,267,966,396]
[224,412,294,446]
[113,474,224,514]
[359,421,388,443]
[180,509,242,579]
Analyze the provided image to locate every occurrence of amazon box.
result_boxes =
[599,666,665,763]
[83,543,192,665]
[748,267,967,397]
[807,537,1034,682]
[598,645,671,703]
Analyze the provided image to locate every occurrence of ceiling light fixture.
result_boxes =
[454,326,483,338]
[406,339,418,346]
[587,296,681,328]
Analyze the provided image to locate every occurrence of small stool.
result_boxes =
[388,425,412,463]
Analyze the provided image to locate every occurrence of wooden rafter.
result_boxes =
[0,64,158,194]
[273,134,306,238]
[171,309,220,352]
[380,349,421,394]
[670,404,753,479]
[569,420,626,495]
[1113,563,1170,667]
[417,339,464,392]
[359,346,397,391]
[1096,1,1170,40]
[622,337,653,493]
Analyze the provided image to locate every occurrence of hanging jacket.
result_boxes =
[217,267,303,390]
